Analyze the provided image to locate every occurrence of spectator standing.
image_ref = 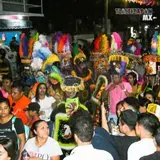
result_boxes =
[128,113,160,160]
[8,82,30,124]
[32,83,56,136]
[22,120,62,160]
[64,110,113,160]
[9,37,19,52]
[106,72,132,124]
[0,98,26,160]
[127,71,142,98]
[0,75,12,98]
[140,127,160,160]
[26,102,40,128]
[101,103,139,160]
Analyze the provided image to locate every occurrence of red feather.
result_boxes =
[94,35,101,52]
[58,34,68,53]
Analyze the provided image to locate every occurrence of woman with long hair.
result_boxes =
[31,83,56,136]
[127,71,142,98]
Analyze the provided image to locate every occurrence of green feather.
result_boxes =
[49,73,63,84]
[72,43,79,57]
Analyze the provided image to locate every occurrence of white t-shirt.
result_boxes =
[23,137,62,160]
[32,96,55,121]
[63,144,113,160]
[128,138,156,160]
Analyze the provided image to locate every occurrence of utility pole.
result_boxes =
[105,0,111,34]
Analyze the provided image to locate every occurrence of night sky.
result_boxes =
[30,0,160,33]
[30,0,104,33]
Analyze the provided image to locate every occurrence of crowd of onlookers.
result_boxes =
[0,70,160,160]
[1,31,160,160]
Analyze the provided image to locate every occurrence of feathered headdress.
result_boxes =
[49,65,63,84]
[54,34,72,59]
[91,34,109,71]
[110,32,122,52]
[93,34,110,54]
[72,43,86,64]
[28,30,39,57]
[151,31,160,56]
[41,53,60,72]
[158,33,160,56]
[60,76,84,93]
[52,32,63,53]
[19,33,29,58]
[109,54,129,75]
[127,0,157,6]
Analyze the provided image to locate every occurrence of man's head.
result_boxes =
[26,102,40,117]
[119,110,137,134]
[12,37,16,41]
[112,72,121,84]
[70,109,93,145]
[155,127,160,148]
[11,81,24,101]
[121,97,140,112]
[136,113,160,138]
[138,97,151,113]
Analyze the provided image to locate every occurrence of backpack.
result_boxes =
[12,116,30,148]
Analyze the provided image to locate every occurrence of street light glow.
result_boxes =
[18,15,23,20]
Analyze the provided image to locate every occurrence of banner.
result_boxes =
[0,19,32,29]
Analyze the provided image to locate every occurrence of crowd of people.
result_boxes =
[0,31,160,160]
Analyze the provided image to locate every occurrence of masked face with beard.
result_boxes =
[75,58,87,73]
[60,57,73,76]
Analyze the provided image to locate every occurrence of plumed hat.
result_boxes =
[49,65,63,84]
[93,34,110,54]
[110,32,122,52]
[54,33,72,59]
[109,54,129,75]
[72,43,86,65]
[60,75,84,93]
[41,53,60,72]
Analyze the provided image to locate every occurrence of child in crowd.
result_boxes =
[26,102,40,128]
[0,75,12,98]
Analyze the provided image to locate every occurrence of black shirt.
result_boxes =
[111,135,139,160]
[0,116,25,149]
[140,152,160,160]
[0,58,11,76]
[92,127,121,160]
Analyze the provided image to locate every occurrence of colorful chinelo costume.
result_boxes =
[72,43,94,102]
[50,76,88,153]
[90,34,110,80]
[53,33,73,76]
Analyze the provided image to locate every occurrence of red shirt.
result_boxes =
[8,95,31,124]
[27,115,40,128]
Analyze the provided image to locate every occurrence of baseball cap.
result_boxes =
[26,102,40,113]
[120,110,138,126]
